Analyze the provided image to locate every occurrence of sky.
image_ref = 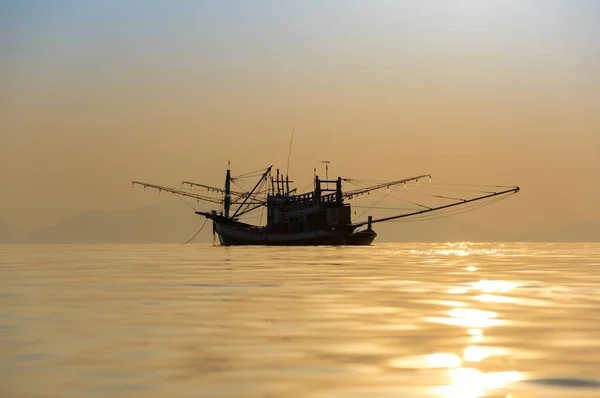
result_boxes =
[1,0,599,235]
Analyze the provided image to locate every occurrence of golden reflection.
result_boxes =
[426,307,502,327]
[437,368,521,398]
[427,353,462,368]
[463,345,507,362]
[448,308,501,328]
[437,249,471,256]
[430,271,520,397]
[433,243,499,257]
[446,288,468,294]
[449,308,497,319]
[417,299,467,307]
[475,293,514,303]
[468,328,484,343]
[469,280,520,293]
[389,353,461,369]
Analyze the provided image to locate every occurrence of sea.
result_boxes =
[1,242,600,398]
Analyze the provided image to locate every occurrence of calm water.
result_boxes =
[1,243,600,398]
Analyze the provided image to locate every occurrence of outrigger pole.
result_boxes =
[342,174,431,198]
[130,181,225,204]
[352,186,520,228]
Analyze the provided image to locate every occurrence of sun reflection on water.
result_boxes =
[429,274,522,397]
[463,345,507,362]
[469,280,520,293]
[475,293,514,303]
[428,308,502,328]
[437,368,521,398]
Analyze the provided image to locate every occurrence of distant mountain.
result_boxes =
[25,202,209,244]
[553,219,600,241]
[0,220,28,243]
[1,205,598,243]
[518,219,600,242]
[376,216,511,242]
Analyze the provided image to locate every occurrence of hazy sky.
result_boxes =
[1,0,599,233]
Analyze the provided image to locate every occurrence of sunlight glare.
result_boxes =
[470,280,520,293]
[463,345,507,362]
[437,368,522,398]
[475,294,514,303]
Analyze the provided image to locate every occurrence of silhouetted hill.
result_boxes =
[26,202,208,243]
[0,220,28,243]
[518,219,600,242]
[2,206,599,243]
[376,216,510,242]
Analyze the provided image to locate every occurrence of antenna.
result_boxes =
[286,126,295,177]
[319,160,330,180]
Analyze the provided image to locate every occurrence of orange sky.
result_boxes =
[1,1,599,234]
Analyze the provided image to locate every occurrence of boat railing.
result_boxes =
[267,191,338,205]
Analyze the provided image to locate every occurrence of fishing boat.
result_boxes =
[132,163,519,246]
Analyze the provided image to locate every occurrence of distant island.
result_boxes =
[1,202,599,243]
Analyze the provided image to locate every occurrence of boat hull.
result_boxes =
[214,222,376,246]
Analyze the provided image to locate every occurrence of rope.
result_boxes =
[383,191,432,210]
[174,194,198,211]
[354,183,404,219]
[428,182,517,189]
[298,182,314,194]
[388,193,514,223]
[399,189,467,202]
[259,204,265,225]
[181,218,209,245]
[416,184,495,194]
[233,167,269,179]
[353,205,418,211]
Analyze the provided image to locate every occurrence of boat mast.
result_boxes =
[319,160,330,190]
[224,161,231,218]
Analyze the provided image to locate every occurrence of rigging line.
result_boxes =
[382,192,433,210]
[174,193,198,211]
[355,182,403,219]
[259,203,265,225]
[353,205,418,210]
[415,196,507,220]
[345,179,383,188]
[238,211,266,221]
[428,182,518,189]
[384,199,500,224]
[234,177,269,217]
[390,200,503,223]
[344,178,390,185]
[397,189,468,202]
[414,185,495,194]
[232,167,270,178]
[389,194,512,223]
[286,126,295,177]
[181,218,208,245]
[231,180,248,191]
[353,186,517,227]
[298,182,314,194]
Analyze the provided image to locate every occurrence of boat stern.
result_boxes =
[347,228,377,245]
